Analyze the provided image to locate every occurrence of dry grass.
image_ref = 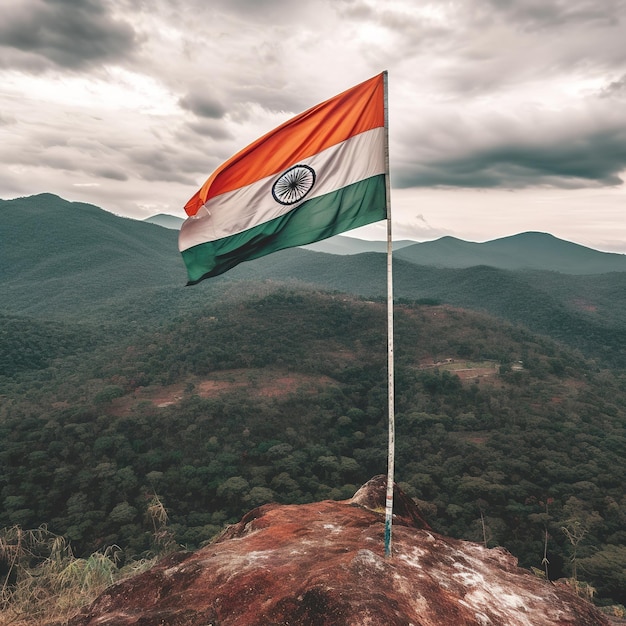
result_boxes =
[0,525,128,625]
[0,496,174,626]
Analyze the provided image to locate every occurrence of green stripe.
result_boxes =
[182,174,387,284]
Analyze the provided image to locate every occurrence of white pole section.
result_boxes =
[382,70,395,558]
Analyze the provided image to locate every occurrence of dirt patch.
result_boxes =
[467,436,488,444]
[255,375,310,397]
[571,298,598,313]
[108,369,338,417]
[562,377,587,390]
[454,367,499,380]
[419,359,500,381]
[196,379,247,396]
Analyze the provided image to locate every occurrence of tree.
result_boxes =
[579,545,626,604]
[217,477,250,505]
[108,502,138,525]
[561,496,602,585]
[528,497,554,580]
[245,487,276,508]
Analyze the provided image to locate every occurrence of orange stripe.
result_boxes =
[185,73,385,216]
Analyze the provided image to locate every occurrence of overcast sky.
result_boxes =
[1,0,626,251]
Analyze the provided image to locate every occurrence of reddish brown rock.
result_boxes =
[66,477,608,626]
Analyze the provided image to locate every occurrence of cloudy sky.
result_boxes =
[1,0,626,251]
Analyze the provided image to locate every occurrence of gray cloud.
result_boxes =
[340,0,626,99]
[0,0,138,70]
[93,166,128,181]
[127,146,199,185]
[334,0,456,72]
[485,0,624,30]
[230,85,306,117]
[175,0,312,24]
[399,156,621,191]
[395,107,626,189]
[184,119,234,140]
[179,93,226,119]
[0,112,17,125]
[29,149,81,172]
[601,74,626,97]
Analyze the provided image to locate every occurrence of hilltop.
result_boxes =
[63,478,608,626]
[0,193,186,316]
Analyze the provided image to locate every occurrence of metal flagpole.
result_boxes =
[382,71,395,557]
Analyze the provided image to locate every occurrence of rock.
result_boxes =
[350,474,431,530]
[65,476,609,626]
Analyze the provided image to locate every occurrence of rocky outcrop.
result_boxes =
[66,476,608,625]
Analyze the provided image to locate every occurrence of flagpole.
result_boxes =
[382,70,395,558]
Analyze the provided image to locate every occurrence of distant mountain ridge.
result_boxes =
[144,213,185,229]
[396,232,626,275]
[304,232,626,274]
[139,211,626,275]
[2,194,624,287]
[0,193,186,316]
[302,235,416,254]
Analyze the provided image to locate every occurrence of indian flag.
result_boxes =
[179,72,388,284]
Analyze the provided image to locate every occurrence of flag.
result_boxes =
[179,72,388,284]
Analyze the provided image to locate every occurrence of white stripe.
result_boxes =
[179,127,385,252]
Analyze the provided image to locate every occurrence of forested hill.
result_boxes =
[305,231,626,274]
[0,193,185,315]
[1,287,626,605]
[2,193,625,367]
[394,232,626,274]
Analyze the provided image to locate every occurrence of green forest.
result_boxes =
[2,285,625,607]
[1,195,625,616]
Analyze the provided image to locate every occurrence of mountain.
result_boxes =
[302,234,416,254]
[300,231,626,275]
[395,232,626,274]
[62,478,608,626]
[1,194,625,366]
[221,250,626,367]
[143,213,185,230]
[0,193,188,316]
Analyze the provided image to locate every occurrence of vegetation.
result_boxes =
[0,524,120,625]
[2,287,626,612]
[0,521,165,626]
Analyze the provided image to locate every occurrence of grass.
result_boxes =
[0,497,175,626]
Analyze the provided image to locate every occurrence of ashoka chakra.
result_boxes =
[272,164,316,205]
